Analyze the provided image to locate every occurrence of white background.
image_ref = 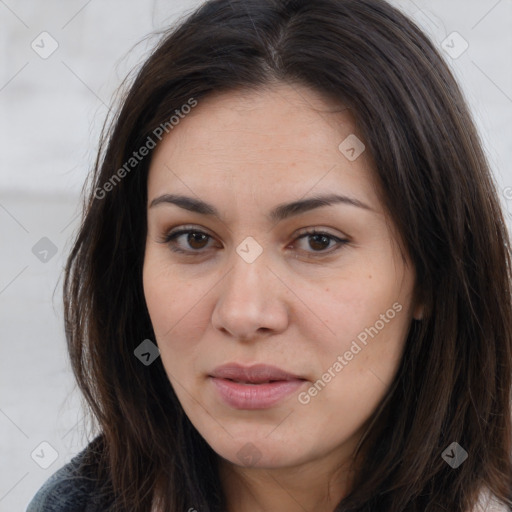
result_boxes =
[1,0,511,509]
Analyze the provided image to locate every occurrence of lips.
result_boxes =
[209,363,304,383]
[209,363,307,409]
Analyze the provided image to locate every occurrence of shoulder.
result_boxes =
[472,488,511,512]
[26,438,106,512]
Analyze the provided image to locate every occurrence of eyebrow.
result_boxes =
[149,193,372,222]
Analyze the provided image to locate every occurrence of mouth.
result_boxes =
[209,363,305,383]
[209,363,307,409]
[221,378,290,384]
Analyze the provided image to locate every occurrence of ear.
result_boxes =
[413,302,424,321]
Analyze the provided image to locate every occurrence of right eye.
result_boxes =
[159,227,218,255]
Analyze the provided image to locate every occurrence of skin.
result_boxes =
[143,82,423,512]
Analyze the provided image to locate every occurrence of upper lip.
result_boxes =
[210,363,305,383]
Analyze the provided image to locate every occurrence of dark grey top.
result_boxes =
[26,443,105,512]
[26,443,510,512]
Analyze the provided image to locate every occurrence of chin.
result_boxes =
[209,435,309,469]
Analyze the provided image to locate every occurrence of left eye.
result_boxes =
[295,231,345,253]
[160,228,348,256]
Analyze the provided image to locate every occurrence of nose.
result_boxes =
[210,249,290,341]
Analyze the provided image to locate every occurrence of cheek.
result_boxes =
[142,251,214,384]
[143,251,197,343]
[319,273,408,345]
[308,264,412,400]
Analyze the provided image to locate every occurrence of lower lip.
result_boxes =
[210,377,305,409]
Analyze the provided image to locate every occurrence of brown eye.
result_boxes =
[294,230,348,256]
[307,233,333,251]
[186,232,210,250]
[160,228,215,254]
[159,227,348,258]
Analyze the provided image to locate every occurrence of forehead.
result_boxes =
[147,83,380,212]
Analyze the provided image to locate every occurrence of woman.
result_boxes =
[27,0,512,510]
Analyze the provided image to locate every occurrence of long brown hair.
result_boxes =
[63,0,512,510]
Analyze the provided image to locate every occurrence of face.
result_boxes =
[143,83,419,474]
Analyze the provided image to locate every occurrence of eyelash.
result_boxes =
[158,226,349,258]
